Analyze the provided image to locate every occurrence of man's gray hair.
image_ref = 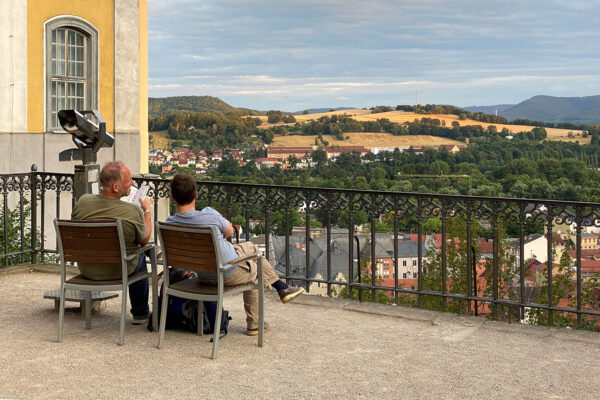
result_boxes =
[99,162,125,188]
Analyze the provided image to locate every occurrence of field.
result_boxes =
[259,109,588,144]
[271,132,463,148]
[149,130,190,148]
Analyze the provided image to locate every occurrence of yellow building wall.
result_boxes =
[139,0,149,173]
[27,0,114,133]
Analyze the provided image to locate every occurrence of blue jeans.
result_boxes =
[129,252,149,316]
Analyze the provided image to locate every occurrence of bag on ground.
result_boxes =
[147,267,231,335]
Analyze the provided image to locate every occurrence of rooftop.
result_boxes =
[2,265,599,399]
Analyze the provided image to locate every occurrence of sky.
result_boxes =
[148,0,600,112]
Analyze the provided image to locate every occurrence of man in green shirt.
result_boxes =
[71,161,153,324]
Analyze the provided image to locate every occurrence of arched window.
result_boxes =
[45,17,98,131]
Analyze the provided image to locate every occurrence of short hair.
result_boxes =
[170,173,196,205]
[99,162,125,188]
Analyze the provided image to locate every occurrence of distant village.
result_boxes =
[236,212,600,315]
[149,144,467,175]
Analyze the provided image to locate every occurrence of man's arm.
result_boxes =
[222,221,234,238]
[204,207,234,238]
[139,196,152,244]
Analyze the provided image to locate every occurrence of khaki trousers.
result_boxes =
[224,241,279,329]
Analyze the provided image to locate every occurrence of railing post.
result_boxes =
[393,205,399,305]
[370,204,376,301]
[441,199,447,312]
[417,200,423,308]
[575,207,582,327]
[466,200,473,314]
[326,193,332,297]
[30,165,38,265]
[264,189,271,263]
[492,201,499,320]
[2,175,7,267]
[546,205,554,325]
[304,191,311,293]
[348,195,355,299]
[284,191,290,280]
[518,203,526,321]
[354,235,362,302]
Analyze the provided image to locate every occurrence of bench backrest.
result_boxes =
[156,222,222,274]
[55,219,124,264]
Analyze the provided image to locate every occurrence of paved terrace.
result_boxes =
[1,266,599,400]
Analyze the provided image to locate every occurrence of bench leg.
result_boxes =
[119,286,127,346]
[198,301,204,336]
[57,288,66,342]
[210,301,223,359]
[157,293,170,349]
[84,292,92,329]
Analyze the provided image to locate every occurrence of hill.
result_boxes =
[292,107,360,115]
[464,104,514,115]
[259,109,584,142]
[467,95,600,125]
[148,96,241,117]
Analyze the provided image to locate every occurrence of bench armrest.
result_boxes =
[220,253,262,272]
[125,243,154,261]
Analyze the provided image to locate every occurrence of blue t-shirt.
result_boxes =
[166,207,238,278]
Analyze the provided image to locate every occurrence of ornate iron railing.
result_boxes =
[1,166,599,328]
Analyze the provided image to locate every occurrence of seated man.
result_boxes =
[166,173,304,336]
[71,161,153,325]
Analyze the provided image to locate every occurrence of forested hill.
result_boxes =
[466,95,600,125]
[501,95,600,125]
[149,96,247,117]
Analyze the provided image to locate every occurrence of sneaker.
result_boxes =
[277,286,305,303]
[246,322,269,336]
[131,312,151,325]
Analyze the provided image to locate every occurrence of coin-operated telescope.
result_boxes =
[58,110,115,201]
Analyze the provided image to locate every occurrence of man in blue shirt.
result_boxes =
[166,173,304,335]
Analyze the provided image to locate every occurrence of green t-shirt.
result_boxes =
[71,194,147,280]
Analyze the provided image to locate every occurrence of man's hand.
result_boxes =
[140,196,153,212]
[140,196,153,245]
[222,221,235,238]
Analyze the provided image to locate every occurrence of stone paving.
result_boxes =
[1,266,600,399]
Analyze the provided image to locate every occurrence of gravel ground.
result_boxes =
[1,268,599,400]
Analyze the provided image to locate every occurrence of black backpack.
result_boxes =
[147,267,231,336]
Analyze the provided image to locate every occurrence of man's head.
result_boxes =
[170,173,196,205]
[99,161,132,197]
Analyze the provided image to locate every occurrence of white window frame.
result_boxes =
[45,16,98,132]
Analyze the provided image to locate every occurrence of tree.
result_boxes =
[423,218,441,234]
[312,148,327,164]
[0,198,43,264]
[338,209,368,227]
[267,110,283,123]
[529,247,574,326]
[270,208,302,235]
[335,244,392,304]
[216,155,240,176]
[288,155,299,169]
[428,160,450,176]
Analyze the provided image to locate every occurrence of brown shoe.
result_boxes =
[246,322,269,336]
[277,286,305,303]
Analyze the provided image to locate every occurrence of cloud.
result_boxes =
[231,89,290,95]
[148,1,600,109]
[149,84,184,89]
[234,75,287,83]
